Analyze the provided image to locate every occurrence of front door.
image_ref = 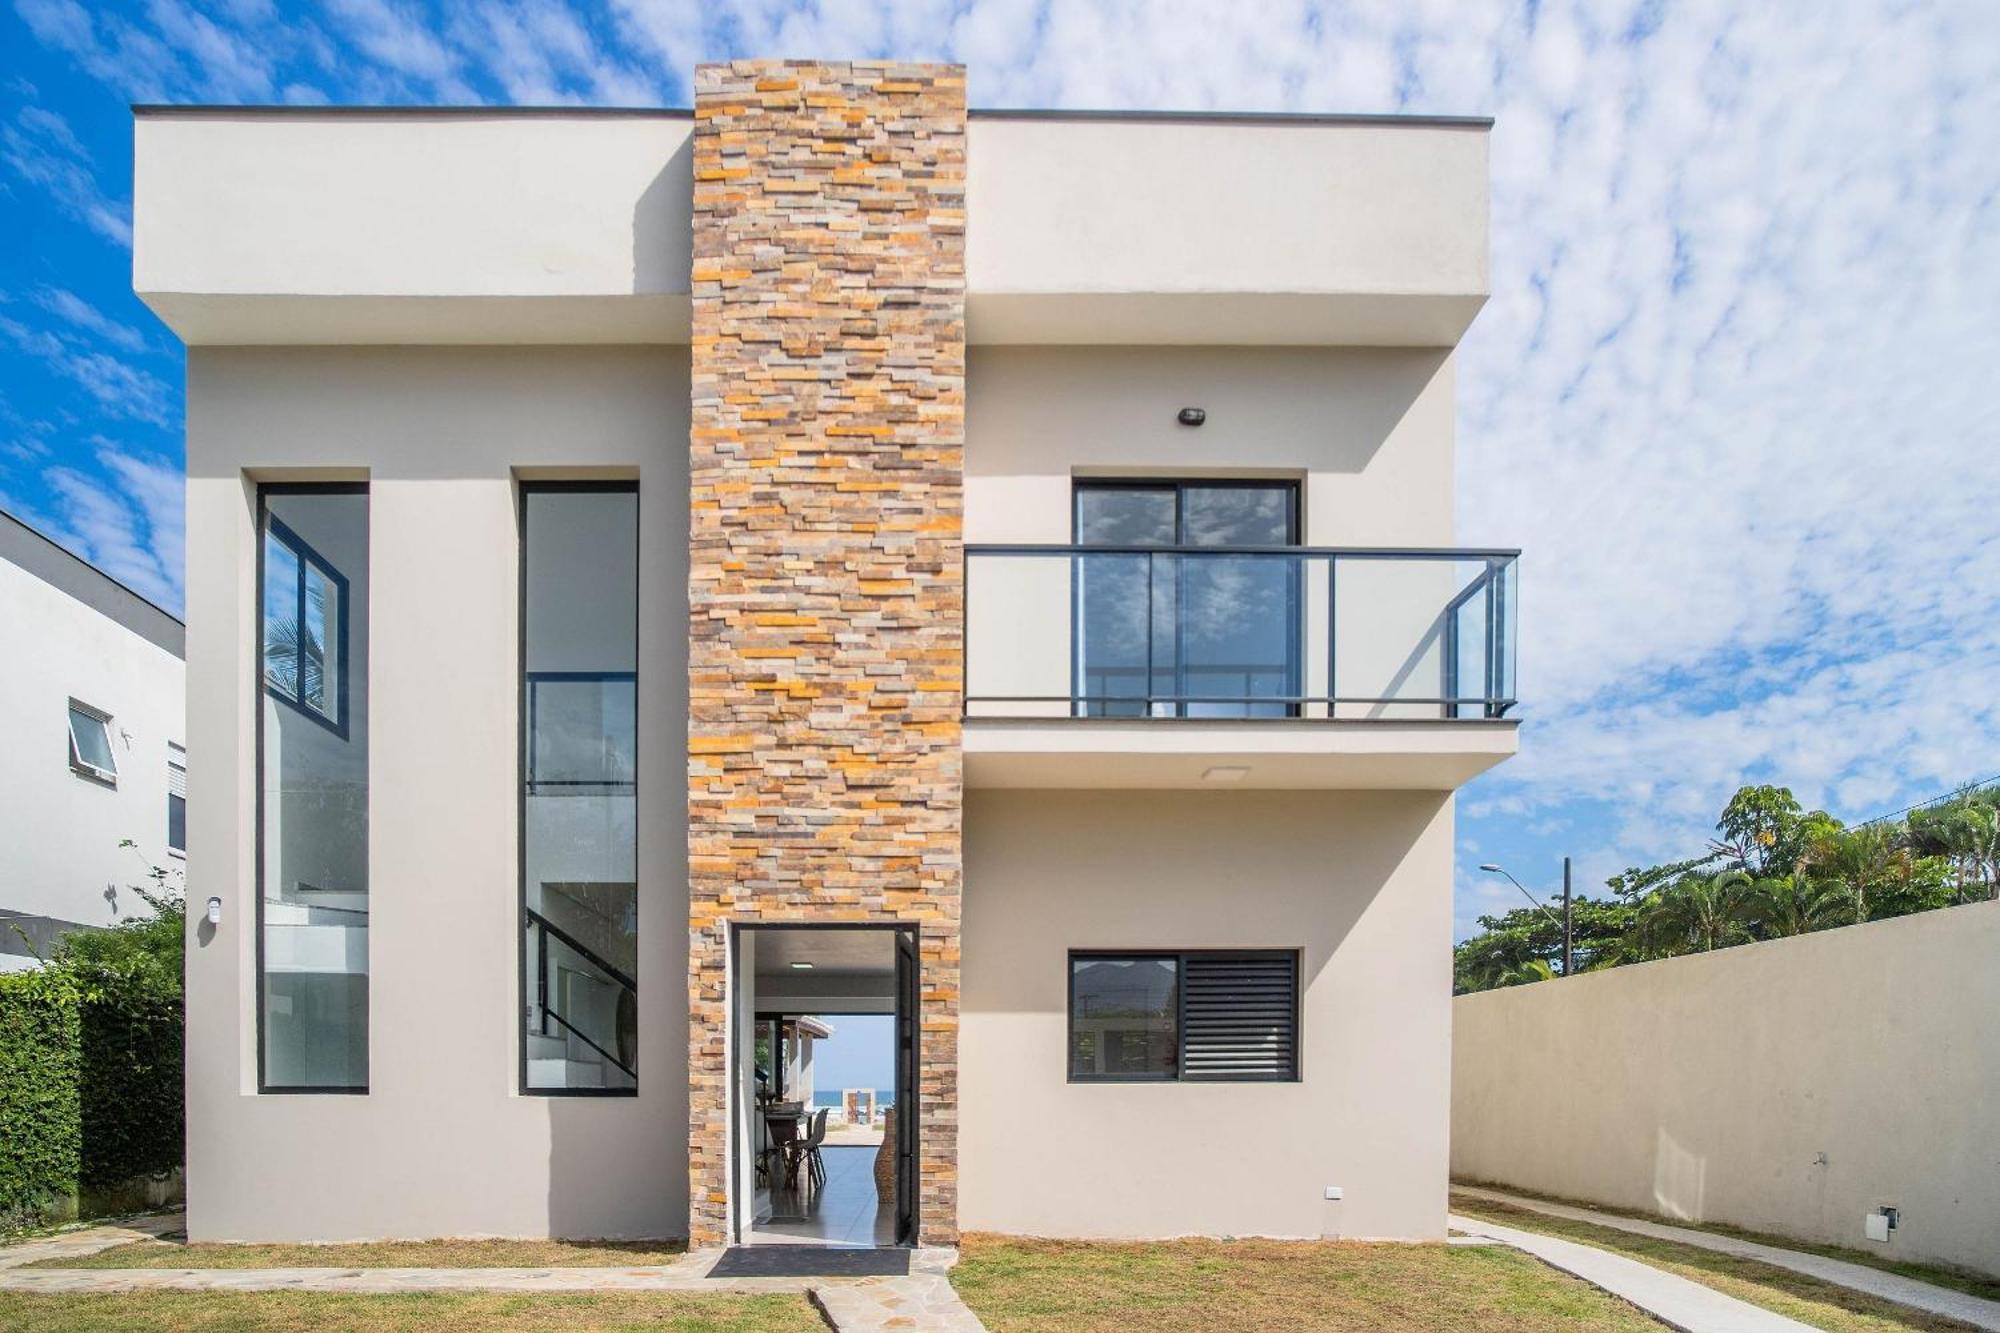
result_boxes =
[894,929,919,1243]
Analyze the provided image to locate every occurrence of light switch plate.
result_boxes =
[1324,1186,1343,1201]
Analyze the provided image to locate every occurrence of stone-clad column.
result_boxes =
[686,60,965,1246]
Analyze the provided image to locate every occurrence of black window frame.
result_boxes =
[255,480,369,1096]
[1067,948,1302,1085]
[517,479,641,1099]
[1069,479,1304,719]
[260,510,352,740]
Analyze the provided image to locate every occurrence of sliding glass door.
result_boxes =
[1073,481,1301,718]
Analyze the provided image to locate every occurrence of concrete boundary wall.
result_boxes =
[1452,899,2000,1277]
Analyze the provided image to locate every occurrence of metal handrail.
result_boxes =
[966,542,1522,559]
[544,1005,636,1080]
[963,544,1519,720]
[526,906,637,994]
[526,906,637,1081]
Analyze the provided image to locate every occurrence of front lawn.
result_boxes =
[949,1234,1664,1332]
[0,1290,822,1332]
[29,1235,687,1269]
[1452,1193,1984,1333]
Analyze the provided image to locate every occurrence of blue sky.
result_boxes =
[5,0,1998,940]
[809,1015,893,1094]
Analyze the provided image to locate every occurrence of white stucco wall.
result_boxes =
[1452,900,2000,1277]
[0,554,184,936]
[183,346,689,1240]
[134,110,1486,347]
[960,788,1455,1240]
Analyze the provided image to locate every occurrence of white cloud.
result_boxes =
[0,102,130,245]
[0,313,174,425]
[33,287,148,353]
[4,444,184,611]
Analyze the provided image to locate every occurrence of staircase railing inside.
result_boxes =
[525,905,637,1081]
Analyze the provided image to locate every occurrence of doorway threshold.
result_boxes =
[708,1245,911,1278]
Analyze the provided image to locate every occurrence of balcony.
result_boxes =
[963,546,1520,790]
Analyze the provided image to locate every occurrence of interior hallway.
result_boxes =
[750,1145,897,1248]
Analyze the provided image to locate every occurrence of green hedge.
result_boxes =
[0,966,182,1229]
[0,970,83,1229]
[79,990,183,1190]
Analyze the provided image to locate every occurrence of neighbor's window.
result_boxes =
[67,700,118,784]
[262,512,347,733]
[167,743,187,857]
[520,483,638,1094]
[1068,950,1299,1083]
[259,485,369,1092]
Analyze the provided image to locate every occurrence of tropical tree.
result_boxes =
[1711,785,1840,880]
[1907,787,2000,902]
[1631,870,1755,956]
[1743,873,1845,937]
[1797,823,1913,925]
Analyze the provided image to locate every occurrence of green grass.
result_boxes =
[949,1234,1667,1332]
[1453,1183,2000,1304]
[29,1235,688,1270]
[1452,1193,1984,1333]
[0,1290,824,1332]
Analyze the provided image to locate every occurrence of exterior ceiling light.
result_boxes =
[790,961,814,970]
[1202,765,1250,782]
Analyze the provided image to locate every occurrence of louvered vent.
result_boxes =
[1181,952,1298,1081]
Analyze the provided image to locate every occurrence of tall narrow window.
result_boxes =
[258,485,368,1092]
[521,484,638,1094]
[166,743,187,857]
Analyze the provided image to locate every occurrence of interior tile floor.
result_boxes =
[749,1145,899,1248]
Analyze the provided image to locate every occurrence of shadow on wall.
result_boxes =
[633,136,694,296]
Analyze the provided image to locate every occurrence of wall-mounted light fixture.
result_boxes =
[205,896,223,926]
[1177,407,1206,426]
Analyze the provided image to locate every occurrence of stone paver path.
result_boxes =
[1451,1212,1816,1332]
[1460,1186,2000,1332]
[0,1211,185,1270]
[0,1223,987,1332]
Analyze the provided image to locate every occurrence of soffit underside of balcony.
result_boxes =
[962,717,1519,790]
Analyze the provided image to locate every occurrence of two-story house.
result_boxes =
[138,60,1516,1249]
[0,509,185,970]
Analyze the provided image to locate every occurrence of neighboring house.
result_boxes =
[0,509,186,972]
[136,61,1518,1247]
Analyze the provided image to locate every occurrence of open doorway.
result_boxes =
[732,925,918,1247]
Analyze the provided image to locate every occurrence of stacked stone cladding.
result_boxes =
[686,59,965,1247]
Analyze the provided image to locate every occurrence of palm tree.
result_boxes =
[1496,958,1556,987]
[1743,873,1844,937]
[1634,871,1755,956]
[1907,791,2000,903]
[1798,823,1911,924]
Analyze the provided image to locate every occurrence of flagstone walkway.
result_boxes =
[0,1215,987,1331]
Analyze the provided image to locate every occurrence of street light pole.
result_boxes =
[1561,856,1574,979]
[1478,861,1571,977]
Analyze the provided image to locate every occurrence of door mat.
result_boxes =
[708,1245,910,1278]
